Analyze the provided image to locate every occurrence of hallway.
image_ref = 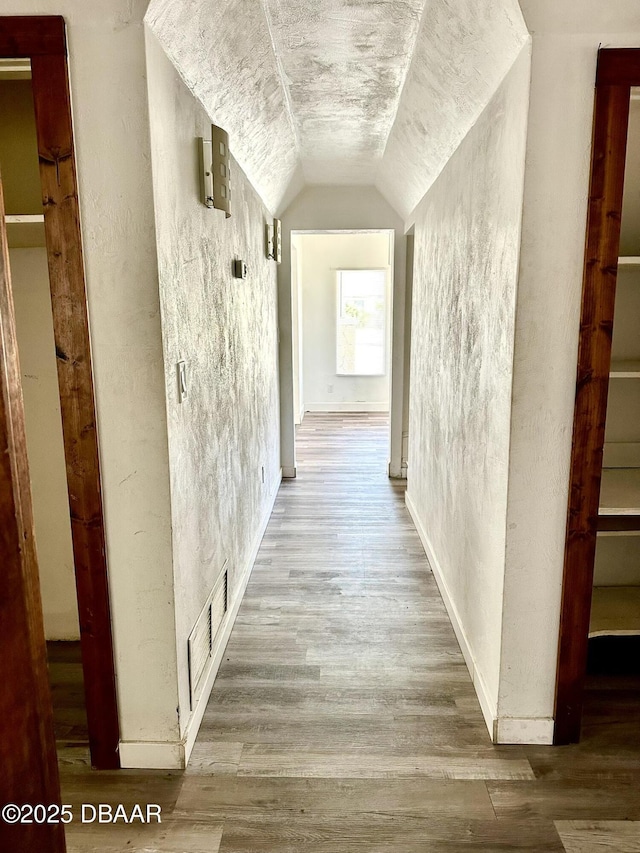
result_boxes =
[61,414,640,852]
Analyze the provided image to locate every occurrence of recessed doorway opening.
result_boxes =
[290,229,394,473]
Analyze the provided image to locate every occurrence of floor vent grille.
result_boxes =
[188,563,228,710]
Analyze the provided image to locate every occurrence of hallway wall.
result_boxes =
[145,33,281,752]
[406,46,531,735]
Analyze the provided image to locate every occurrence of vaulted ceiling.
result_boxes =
[145,0,529,218]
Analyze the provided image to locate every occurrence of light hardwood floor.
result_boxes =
[59,413,640,852]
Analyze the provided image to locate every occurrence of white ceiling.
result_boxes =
[263,0,426,185]
[145,0,529,217]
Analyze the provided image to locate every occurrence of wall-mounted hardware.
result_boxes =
[233,259,248,279]
[198,124,231,217]
[273,218,282,264]
[198,138,214,208]
[266,218,282,263]
[266,222,275,259]
[177,360,188,403]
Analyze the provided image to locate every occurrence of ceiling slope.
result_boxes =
[263,0,427,185]
[146,0,529,217]
[145,0,299,213]
[377,0,529,220]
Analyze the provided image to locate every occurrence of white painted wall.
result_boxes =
[145,31,281,750]
[291,243,304,425]
[498,12,640,733]
[279,186,407,476]
[405,47,531,736]
[10,249,79,640]
[294,232,391,412]
[2,0,180,762]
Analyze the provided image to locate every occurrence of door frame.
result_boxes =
[0,16,120,769]
[554,48,640,744]
[0,165,66,853]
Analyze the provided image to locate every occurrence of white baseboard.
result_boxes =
[304,402,389,413]
[282,466,296,478]
[120,469,283,770]
[405,491,497,741]
[119,740,184,770]
[495,716,554,745]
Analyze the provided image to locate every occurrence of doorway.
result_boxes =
[0,17,119,771]
[291,229,394,470]
[556,48,640,743]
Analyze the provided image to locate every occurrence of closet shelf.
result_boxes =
[618,256,640,268]
[5,214,46,249]
[590,586,640,637]
[610,360,640,378]
[598,468,640,531]
[5,214,44,224]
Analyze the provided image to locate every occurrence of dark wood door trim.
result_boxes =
[554,50,639,744]
[0,173,66,852]
[0,16,120,769]
[0,15,65,56]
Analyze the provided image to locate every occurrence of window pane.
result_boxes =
[337,270,386,376]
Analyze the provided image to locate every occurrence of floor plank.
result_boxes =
[53,414,640,852]
[555,821,640,853]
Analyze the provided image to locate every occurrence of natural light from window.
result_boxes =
[336,269,387,376]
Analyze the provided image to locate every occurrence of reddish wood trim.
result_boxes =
[0,16,120,769]
[0,16,65,56]
[597,49,640,87]
[29,51,121,770]
[0,175,66,853]
[554,78,631,744]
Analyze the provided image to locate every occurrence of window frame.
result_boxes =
[335,267,389,378]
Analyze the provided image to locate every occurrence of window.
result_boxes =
[336,269,387,376]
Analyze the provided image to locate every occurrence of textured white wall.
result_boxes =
[499,23,640,729]
[406,48,531,726]
[1,0,180,755]
[295,232,392,411]
[10,249,79,641]
[145,32,281,738]
[279,187,407,477]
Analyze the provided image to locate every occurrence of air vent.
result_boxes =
[188,563,228,710]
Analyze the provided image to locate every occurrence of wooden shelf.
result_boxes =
[599,468,640,514]
[5,214,46,249]
[590,586,640,637]
[5,214,44,224]
[618,256,640,268]
[610,360,640,378]
[598,468,640,531]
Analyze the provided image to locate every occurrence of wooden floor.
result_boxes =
[47,642,89,746]
[57,413,640,852]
